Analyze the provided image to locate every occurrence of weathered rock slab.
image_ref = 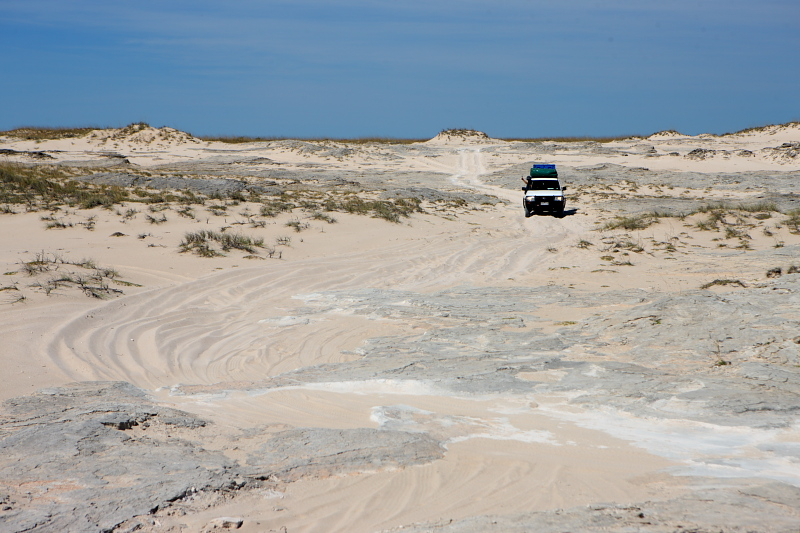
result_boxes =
[0,382,240,532]
[245,427,444,482]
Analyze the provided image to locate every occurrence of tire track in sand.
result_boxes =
[41,144,679,532]
[45,147,588,389]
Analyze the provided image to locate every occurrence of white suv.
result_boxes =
[523,178,566,217]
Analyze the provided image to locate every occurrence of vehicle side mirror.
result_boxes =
[521,186,527,191]
[562,186,568,191]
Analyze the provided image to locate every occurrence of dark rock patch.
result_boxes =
[0,148,55,160]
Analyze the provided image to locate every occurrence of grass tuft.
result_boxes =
[285,219,310,232]
[179,230,265,257]
[311,212,337,224]
[11,251,134,300]
[602,213,660,231]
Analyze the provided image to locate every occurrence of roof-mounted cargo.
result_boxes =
[530,164,558,178]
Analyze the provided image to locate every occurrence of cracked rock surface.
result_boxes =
[0,382,444,532]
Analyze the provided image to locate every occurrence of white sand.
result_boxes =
[1,124,799,531]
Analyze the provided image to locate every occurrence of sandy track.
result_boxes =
[34,147,667,532]
[45,148,585,389]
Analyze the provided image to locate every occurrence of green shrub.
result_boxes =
[179,230,265,256]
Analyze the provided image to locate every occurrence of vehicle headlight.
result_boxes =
[555,196,563,201]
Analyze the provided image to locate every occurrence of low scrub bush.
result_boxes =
[700,279,747,289]
[12,251,137,300]
[285,219,310,232]
[260,201,294,217]
[784,209,800,234]
[0,162,130,209]
[311,212,337,223]
[179,230,265,257]
[323,196,422,222]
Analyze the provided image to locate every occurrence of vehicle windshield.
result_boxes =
[527,180,560,191]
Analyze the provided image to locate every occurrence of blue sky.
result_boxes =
[2,0,799,138]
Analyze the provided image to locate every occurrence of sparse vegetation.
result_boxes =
[767,265,800,278]
[652,240,677,252]
[259,200,293,218]
[767,267,783,278]
[0,161,439,236]
[177,206,195,219]
[712,342,731,366]
[601,237,644,253]
[146,213,168,224]
[785,209,800,234]
[311,212,337,224]
[41,215,73,229]
[724,121,800,136]
[0,162,129,210]
[179,230,265,257]
[1,126,99,140]
[9,251,138,300]
[207,205,228,216]
[501,135,637,143]
[285,219,310,232]
[696,201,777,214]
[602,213,660,231]
[197,135,425,145]
[147,202,169,212]
[700,279,747,289]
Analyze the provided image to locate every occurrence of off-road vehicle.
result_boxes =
[522,164,566,218]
